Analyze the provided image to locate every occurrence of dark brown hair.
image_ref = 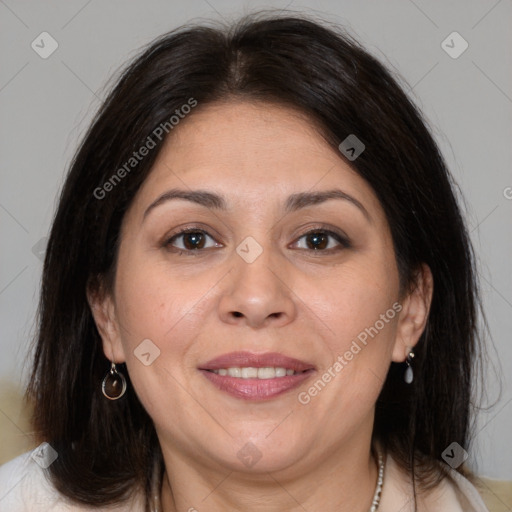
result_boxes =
[26,11,484,510]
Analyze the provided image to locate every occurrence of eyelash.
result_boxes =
[163,225,351,256]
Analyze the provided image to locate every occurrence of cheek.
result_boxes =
[112,251,218,398]
[114,248,200,342]
[305,263,400,404]
[309,258,400,347]
[112,269,201,423]
[300,255,400,412]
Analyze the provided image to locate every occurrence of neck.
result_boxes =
[159,438,380,512]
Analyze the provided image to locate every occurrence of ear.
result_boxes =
[392,263,433,363]
[86,278,126,364]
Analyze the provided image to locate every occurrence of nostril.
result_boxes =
[233,311,243,317]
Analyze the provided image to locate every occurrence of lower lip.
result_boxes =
[199,369,315,401]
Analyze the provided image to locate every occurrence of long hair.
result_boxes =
[26,12,484,510]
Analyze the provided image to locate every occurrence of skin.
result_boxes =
[89,101,433,512]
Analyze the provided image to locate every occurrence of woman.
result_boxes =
[0,12,490,512]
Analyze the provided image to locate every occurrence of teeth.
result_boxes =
[227,367,241,377]
[241,367,258,379]
[211,367,297,378]
[275,367,287,377]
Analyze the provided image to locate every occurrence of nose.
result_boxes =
[218,247,297,329]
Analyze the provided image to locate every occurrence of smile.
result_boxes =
[198,351,316,400]
[209,367,298,378]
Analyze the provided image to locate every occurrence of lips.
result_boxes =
[199,351,315,373]
[198,351,316,401]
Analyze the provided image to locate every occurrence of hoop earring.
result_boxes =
[102,362,127,400]
[404,349,415,384]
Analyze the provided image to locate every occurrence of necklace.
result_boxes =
[370,450,385,512]
[151,450,385,512]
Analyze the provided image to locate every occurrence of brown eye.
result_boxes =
[294,229,350,252]
[166,229,220,252]
[305,232,329,250]
[181,231,206,250]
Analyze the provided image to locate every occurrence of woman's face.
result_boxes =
[92,101,429,476]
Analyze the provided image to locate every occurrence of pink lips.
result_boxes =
[198,351,316,401]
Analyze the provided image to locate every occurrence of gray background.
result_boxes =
[1,0,511,480]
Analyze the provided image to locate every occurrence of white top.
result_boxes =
[0,449,490,511]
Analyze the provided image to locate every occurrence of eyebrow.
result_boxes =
[143,187,371,222]
[285,189,371,221]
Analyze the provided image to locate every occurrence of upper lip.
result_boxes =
[199,351,315,372]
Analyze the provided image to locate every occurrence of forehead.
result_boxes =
[127,101,384,221]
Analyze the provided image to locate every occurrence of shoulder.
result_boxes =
[0,450,69,511]
[0,449,144,512]
[380,451,490,512]
[442,470,491,512]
